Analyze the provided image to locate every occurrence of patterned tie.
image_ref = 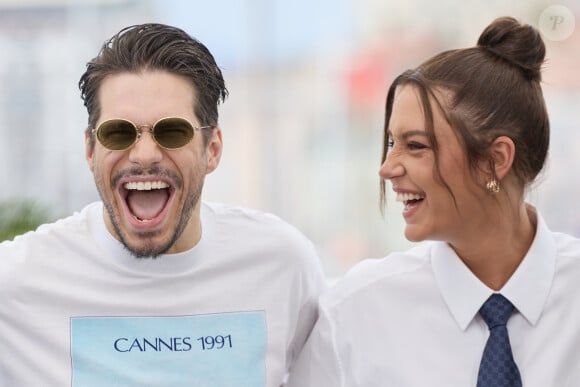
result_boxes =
[476,294,522,387]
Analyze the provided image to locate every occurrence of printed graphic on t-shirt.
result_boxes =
[70,311,266,387]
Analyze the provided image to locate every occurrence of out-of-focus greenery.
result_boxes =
[0,200,53,242]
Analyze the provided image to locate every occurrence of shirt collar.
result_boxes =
[431,208,556,330]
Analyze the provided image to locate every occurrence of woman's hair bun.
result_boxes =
[477,16,545,81]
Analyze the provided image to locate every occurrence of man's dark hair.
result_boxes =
[79,23,228,148]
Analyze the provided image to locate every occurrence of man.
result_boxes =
[0,23,326,386]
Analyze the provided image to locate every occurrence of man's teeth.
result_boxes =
[124,181,169,191]
[133,216,153,223]
[396,193,425,202]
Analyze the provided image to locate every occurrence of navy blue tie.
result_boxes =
[476,294,522,387]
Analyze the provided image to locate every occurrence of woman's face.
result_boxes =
[379,84,488,245]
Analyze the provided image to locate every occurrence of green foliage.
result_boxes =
[0,200,53,242]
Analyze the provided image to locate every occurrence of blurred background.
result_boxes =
[0,0,578,277]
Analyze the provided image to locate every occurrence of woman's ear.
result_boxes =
[488,135,515,180]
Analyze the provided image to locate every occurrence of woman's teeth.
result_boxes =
[396,193,425,202]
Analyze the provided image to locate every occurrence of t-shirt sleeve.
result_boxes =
[285,301,343,387]
[283,237,328,383]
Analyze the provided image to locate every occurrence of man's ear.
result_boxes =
[85,129,95,173]
[488,135,515,180]
[205,127,222,174]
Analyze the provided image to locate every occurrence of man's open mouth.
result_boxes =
[123,180,172,223]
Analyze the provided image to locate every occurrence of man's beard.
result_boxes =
[97,165,205,258]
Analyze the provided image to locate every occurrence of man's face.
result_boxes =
[86,70,222,257]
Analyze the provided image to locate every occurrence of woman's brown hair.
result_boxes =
[380,17,549,208]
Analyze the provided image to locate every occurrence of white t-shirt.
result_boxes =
[287,210,580,387]
[0,201,326,387]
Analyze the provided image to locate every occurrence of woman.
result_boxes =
[287,17,580,386]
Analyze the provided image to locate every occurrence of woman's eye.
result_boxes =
[408,142,427,150]
[387,140,395,149]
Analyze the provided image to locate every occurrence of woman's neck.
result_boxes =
[451,203,537,291]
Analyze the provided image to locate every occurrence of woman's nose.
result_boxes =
[378,151,404,180]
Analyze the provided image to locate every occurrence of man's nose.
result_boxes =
[127,129,163,166]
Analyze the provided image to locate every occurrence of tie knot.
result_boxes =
[479,294,514,329]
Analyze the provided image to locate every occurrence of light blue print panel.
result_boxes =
[70,311,266,387]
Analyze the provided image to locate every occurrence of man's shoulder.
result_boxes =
[0,202,98,251]
[0,202,99,288]
[202,201,310,239]
[201,201,322,269]
[203,201,286,223]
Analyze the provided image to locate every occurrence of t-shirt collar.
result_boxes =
[88,201,216,275]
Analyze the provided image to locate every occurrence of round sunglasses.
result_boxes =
[93,117,211,151]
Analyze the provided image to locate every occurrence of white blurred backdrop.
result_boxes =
[0,0,578,276]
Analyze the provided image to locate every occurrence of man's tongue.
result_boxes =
[127,190,168,221]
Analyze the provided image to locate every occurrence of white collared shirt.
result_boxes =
[287,210,580,386]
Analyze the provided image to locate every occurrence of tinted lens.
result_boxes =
[97,119,137,150]
[153,117,195,149]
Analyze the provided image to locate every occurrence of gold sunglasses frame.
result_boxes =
[92,116,211,151]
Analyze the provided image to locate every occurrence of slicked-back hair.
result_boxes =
[79,23,228,148]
